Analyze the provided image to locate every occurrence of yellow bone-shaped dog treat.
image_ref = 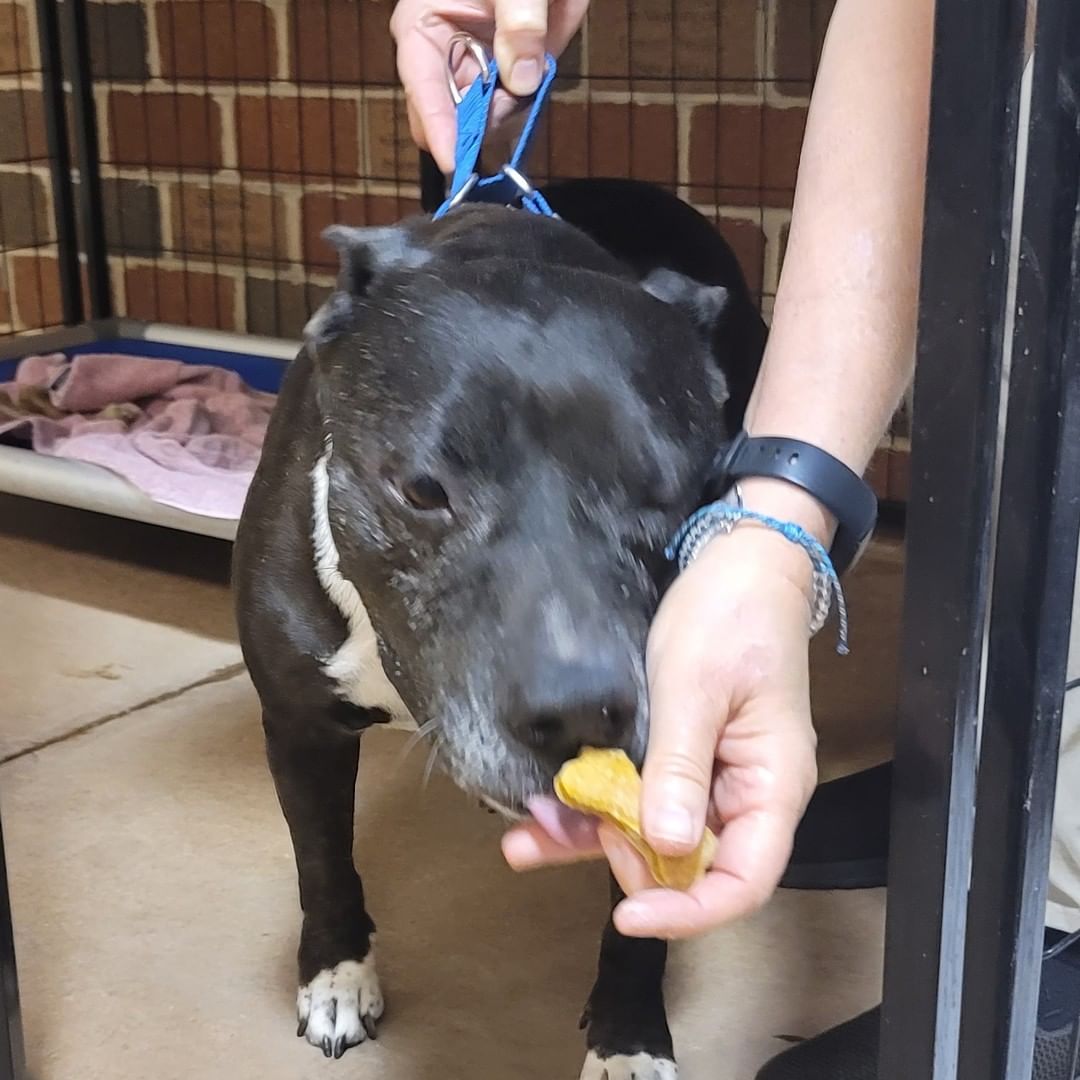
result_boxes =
[554,747,716,891]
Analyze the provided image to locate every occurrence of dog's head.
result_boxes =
[306,206,732,810]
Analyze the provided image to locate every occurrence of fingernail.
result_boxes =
[501,831,543,868]
[509,57,540,94]
[615,900,650,934]
[649,804,696,845]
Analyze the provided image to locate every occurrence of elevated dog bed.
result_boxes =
[0,322,294,539]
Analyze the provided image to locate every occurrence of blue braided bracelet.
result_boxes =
[665,501,850,655]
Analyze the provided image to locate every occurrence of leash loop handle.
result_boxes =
[434,35,557,220]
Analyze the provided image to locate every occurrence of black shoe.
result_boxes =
[780,762,892,891]
[756,931,1080,1080]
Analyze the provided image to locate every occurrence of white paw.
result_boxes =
[296,949,384,1059]
[579,1049,678,1080]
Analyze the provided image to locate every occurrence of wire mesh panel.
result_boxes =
[529,0,833,321]
[0,1,67,337]
[3,0,908,498]
[81,0,913,496]
[81,0,827,332]
[85,0,411,340]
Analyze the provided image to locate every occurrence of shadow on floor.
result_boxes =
[0,494,234,640]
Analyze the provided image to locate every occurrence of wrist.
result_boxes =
[735,477,836,550]
[694,517,817,598]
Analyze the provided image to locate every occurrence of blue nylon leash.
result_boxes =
[434,40,558,220]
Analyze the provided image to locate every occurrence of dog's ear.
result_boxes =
[643,268,767,431]
[305,226,431,356]
[640,267,730,339]
[641,268,733,411]
[322,225,431,295]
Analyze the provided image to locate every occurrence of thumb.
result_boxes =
[640,648,728,857]
[493,0,549,95]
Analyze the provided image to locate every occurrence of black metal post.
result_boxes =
[35,0,82,326]
[0,815,25,1080]
[879,0,1029,1077]
[59,0,111,320]
[955,0,1080,1072]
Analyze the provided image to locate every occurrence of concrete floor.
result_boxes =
[0,494,900,1080]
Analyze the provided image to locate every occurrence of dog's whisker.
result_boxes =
[399,716,439,760]
[421,742,441,790]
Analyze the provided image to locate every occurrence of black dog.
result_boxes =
[233,179,764,1078]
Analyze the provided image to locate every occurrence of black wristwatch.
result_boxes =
[705,432,878,576]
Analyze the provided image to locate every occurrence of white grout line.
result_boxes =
[231,266,246,330]
[69,78,808,109]
[145,0,163,80]
[261,0,292,83]
[107,254,128,312]
[676,97,692,192]
[96,163,421,201]
[158,179,175,255]
[0,74,42,93]
[213,89,238,171]
[761,205,792,296]
[280,187,302,264]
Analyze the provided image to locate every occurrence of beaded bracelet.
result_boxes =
[665,494,850,655]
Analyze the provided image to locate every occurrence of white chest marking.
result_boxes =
[311,443,416,730]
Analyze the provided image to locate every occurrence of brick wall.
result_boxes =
[2,0,836,336]
[0,0,64,334]
[0,0,909,499]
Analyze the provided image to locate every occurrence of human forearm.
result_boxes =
[741,0,935,544]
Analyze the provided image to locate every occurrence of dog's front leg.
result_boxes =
[264,707,383,1060]
[579,876,676,1079]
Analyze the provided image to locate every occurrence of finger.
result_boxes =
[488,90,529,135]
[395,20,467,174]
[545,0,591,55]
[406,98,433,156]
[493,0,549,94]
[640,648,729,857]
[597,825,656,896]
[612,805,803,939]
[501,819,602,869]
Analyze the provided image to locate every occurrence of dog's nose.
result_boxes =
[509,662,639,765]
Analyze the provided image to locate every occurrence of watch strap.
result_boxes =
[710,431,878,575]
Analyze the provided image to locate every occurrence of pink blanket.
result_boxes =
[0,352,277,519]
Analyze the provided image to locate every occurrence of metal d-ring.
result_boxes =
[445,172,479,209]
[447,32,492,106]
[501,165,535,197]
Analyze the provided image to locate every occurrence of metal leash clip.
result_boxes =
[433,33,558,220]
[446,32,493,106]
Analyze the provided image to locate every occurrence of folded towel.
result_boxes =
[0,352,278,519]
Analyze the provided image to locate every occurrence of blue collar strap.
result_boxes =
[433,36,558,220]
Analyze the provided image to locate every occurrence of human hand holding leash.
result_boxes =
[391,0,589,173]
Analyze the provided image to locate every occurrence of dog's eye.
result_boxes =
[400,474,450,512]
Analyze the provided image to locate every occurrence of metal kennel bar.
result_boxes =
[0,819,25,1080]
[878,0,1026,1072]
[34,0,82,327]
[59,0,111,319]
[954,0,1080,1071]
[882,0,1080,1078]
